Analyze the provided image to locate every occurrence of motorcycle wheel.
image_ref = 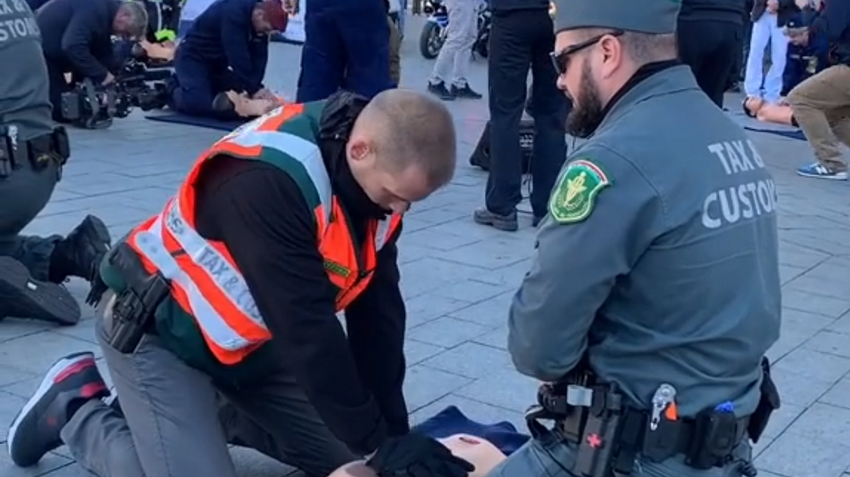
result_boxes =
[419,22,444,60]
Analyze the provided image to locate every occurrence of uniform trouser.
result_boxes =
[677,19,741,108]
[744,13,788,103]
[44,57,76,123]
[0,158,62,282]
[484,9,568,219]
[171,56,241,120]
[296,4,393,102]
[485,431,753,477]
[787,65,850,171]
[429,0,477,88]
[60,309,357,477]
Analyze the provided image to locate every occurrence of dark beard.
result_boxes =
[565,61,606,139]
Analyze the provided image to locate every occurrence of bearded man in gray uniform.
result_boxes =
[0,0,111,326]
[488,0,783,476]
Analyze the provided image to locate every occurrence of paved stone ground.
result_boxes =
[1,18,850,477]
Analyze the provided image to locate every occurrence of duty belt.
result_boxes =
[0,126,70,178]
[526,382,756,477]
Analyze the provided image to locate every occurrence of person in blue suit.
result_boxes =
[293,0,393,102]
[171,0,288,119]
[782,9,830,96]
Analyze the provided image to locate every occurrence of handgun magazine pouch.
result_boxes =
[747,357,780,443]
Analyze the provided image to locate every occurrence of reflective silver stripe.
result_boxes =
[132,208,253,351]
[225,129,333,223]
[163,198,265,327]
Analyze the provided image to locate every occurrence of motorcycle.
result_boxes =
[419,0,492,60]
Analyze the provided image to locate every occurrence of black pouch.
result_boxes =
[51,127,71,164]
[747,357,780,443]
[685,409,738,470]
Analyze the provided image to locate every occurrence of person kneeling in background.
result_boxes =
[787,0,850,180]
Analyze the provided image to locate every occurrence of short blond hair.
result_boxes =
[118,1,149,39]
[359,89,457,189]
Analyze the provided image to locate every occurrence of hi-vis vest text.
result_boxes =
[125,104,402,365]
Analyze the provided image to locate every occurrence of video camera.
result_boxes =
[58,49,174,129]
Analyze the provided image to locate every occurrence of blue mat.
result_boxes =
[413,406,530,456]
[145,113,246,131]
[743,126,807,141]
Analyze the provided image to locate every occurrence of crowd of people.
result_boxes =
[0,0,846,474]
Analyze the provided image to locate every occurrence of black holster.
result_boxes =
[747,357,781,443]
[104,243,170,354]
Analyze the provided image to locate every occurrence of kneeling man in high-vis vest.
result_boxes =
[7,90,473,477]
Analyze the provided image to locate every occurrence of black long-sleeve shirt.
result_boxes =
[36,0,117,81]
[811,0,850,64]
[178,0,267,94]
[192,154,409,455]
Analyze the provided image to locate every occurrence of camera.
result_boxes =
[58,55,173,129]
[60,79,133,129]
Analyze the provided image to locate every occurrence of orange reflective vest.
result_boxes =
[124,103,402,365]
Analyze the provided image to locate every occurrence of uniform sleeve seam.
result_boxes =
[593,142,671,231]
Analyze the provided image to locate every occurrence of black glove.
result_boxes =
[366,432,475,477]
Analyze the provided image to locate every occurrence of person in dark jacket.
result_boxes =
[294,0,393,102]
[782,10,830,95]
[677,0,748,107]
[36,0,148,121]
[743,0,799,104]
[171,0,287,120]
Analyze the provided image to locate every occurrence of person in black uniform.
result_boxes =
[472,0,569,232]
[677,0,747,107]
[36,0,148,121]
[0,0,112,325]
[170,0,288,120]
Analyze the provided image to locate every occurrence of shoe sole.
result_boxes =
[473,214,519,232]
[6,352,96,465]
[796,171,848,180]
[0,257,81,325]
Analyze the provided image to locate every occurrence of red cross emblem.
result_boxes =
[586,433,603,449]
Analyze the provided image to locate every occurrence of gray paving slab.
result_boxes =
[1,15,850,477]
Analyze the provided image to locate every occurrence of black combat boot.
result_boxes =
[0,257,81,325]
[49,215,112,284]
[7,352,110,467]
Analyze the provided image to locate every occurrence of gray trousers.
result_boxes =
[60,309,357,477]
[486,431,752,477]
[0,159,62,281]
[429,0,478,87]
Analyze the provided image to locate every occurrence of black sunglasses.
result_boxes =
[550,30,624,76]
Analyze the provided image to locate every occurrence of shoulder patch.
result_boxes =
[548,159,610,224]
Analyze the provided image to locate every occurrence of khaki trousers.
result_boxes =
[787,64,850,171]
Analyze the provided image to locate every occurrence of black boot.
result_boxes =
[50,215,112,284]
[0,257,81,325]
[7,352,110,467]
[212,92,235,113]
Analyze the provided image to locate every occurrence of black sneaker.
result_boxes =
[427,81,455,101]
[0,257,80,325]
[212,92,235,113]
[451,84,482,99]
[473,208,519,232]
[53,215,112,283]
[7,352,110,467]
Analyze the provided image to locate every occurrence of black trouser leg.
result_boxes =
[45,58,70,122]
[678,20,739,108]
[485,11,534,216]
[527,11,568,217]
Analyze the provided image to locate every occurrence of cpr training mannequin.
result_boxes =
[743,97,799,127]
[329,434,507,477]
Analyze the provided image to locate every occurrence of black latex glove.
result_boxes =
[366,432,475,477]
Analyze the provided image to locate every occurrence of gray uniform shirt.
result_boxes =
[0,0,53,141]
[508,65,781,417]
